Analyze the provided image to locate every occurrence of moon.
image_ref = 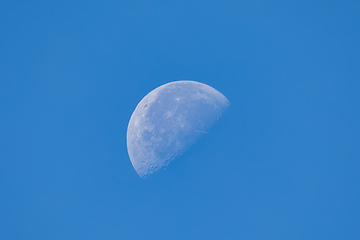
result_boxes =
[126,80,229,177]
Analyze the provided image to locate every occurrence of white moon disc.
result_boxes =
[126,80,229,177]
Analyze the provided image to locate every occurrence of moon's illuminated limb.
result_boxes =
[126,80,229,177]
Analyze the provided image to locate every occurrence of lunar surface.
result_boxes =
[126,80,229,177]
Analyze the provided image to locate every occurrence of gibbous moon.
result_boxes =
[126,80,229,177]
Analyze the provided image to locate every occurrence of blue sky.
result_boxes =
[1,0,359,239]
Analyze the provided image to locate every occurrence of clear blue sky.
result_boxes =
[1,0,359,239]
